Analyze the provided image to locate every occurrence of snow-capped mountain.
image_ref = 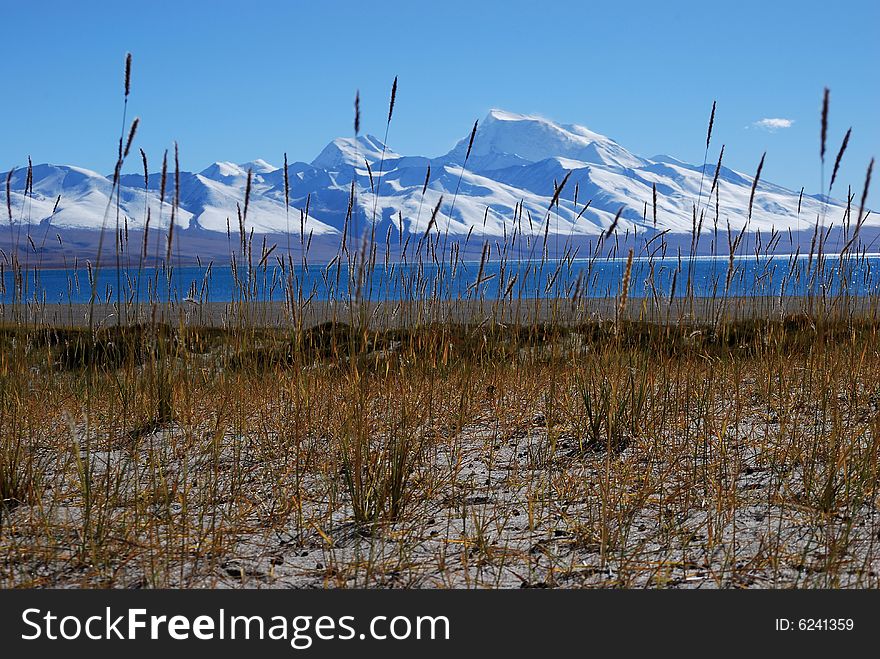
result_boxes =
[0,109,862,257]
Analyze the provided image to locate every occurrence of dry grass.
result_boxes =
[2,312,880,588]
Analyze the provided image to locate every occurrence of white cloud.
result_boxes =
[752,117,794,131]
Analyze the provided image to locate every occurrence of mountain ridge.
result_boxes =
[1,110,862,250]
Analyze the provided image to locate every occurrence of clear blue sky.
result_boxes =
[1,0,877,202]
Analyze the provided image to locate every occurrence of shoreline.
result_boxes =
[3,296,879,328]
[10,250,880,271]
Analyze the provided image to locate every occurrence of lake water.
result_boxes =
[2,254,878,304]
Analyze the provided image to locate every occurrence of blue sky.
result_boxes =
[1,0,877,202]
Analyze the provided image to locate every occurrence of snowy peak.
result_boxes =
[199,159,278,183]
[443,109,646,171]
[311,135,398,171]
[199,161,250,183]
[241,159,278,174]
[3,163,192,232]
[7,163,111,194]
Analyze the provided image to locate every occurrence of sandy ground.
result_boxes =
[3,296,880,329]
[7,388,879,589]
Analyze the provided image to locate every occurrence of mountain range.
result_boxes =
[1,109,866,262]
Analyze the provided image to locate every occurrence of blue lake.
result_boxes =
[2,255,878,304]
